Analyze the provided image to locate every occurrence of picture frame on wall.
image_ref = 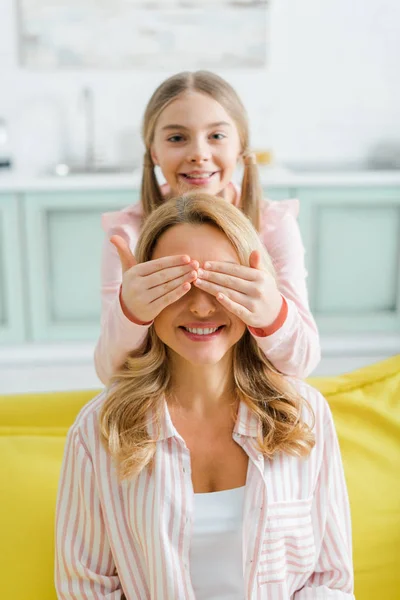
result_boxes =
[18,0,269,70]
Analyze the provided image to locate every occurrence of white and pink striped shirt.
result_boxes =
[55,380,354,600]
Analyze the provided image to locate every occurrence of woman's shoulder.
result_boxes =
[288,377,333,427]
[67,389,108,449]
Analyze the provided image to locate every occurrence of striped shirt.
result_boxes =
[55,380,354,599]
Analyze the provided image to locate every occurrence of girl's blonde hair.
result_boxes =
[100,192,315,480]
[140,70,263,230]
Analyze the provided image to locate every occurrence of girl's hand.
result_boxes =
[110,235,198,324]
[193,250,282,329]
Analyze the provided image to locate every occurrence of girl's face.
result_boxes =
[151,91,242,198]
[152,223,246,366]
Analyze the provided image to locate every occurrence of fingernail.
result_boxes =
[198,268,204,277]
[204,262,211,269]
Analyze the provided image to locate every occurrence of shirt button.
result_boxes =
[258,454,263,461]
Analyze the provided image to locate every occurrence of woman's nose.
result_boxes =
[189,286,217,316]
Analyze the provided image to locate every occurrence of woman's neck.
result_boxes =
[167,353,236,418]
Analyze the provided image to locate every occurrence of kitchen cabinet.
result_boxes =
[23,191,137,341]
[1,176,399,344]
[297,186,400,334]
[0,194,25,343]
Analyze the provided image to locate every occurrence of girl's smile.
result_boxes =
[179,170,220,187]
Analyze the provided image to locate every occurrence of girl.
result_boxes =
[56,193,354,600]
[95,71,320,385]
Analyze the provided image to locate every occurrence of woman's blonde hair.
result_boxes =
[100,193,315,480]
[140,70,263,230]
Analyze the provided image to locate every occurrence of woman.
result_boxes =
[56,193,353,600]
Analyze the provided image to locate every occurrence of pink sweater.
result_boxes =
[95,195,321,385]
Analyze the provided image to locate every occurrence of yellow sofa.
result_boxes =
[1,355,400,600]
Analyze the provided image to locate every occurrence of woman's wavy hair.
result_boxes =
[100,193,315,480]
[140,70,263,230]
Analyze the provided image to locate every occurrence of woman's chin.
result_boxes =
[174,346,229,367]
[187,353,226,367]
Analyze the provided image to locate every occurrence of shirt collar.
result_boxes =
[149,398,260,442]
[234,400,260,438]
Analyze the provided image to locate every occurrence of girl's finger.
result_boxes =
[146,263,197,290]
[249,250,262,270]
[151,281,192,311]
[135,254,193,276]
[110,235,137,273]
[215,293,252,323]
[197,268,251,294]
[147,270,198,302]
[202,260,259,281]
[194,278,252,310]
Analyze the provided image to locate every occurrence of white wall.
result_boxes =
[0,0,399,173]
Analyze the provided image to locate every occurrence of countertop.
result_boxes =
[1,166,400,191]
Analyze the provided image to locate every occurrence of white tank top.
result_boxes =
[190,486,246,599]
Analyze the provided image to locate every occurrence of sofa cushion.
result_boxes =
[1,356,399,600]
[0,389,99,600]
[309,354,400,600]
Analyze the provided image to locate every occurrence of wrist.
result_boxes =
[248,295,288,338]
[119,286,152,326]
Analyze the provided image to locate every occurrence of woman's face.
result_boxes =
[152,223,246,366]
[151,91,242,198]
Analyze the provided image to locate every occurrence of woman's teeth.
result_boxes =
[184,327,219,335]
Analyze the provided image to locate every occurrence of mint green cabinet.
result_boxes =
[263,186,294,201]
[24,191,138,341]
[0,195,25,343]
[297,186,400,334]
[2,184,399,345]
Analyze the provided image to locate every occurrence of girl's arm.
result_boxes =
[255,199,321,378]
[94,224,151,385]
[294,403,355,599]
[55,427,125,599]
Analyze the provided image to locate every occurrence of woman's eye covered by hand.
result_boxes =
[111,233,201,323]
[192,256,282,329]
